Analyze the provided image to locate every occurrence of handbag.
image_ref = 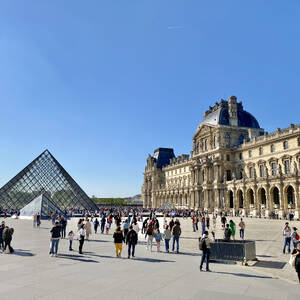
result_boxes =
[289,255,295,267]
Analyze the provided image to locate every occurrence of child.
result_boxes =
[68,231,74,251]
[154,229,162,252]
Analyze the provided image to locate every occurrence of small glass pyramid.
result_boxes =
[0,150,98,212]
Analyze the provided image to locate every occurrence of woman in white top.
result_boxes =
[132,220,140,242]
[78,225,86,254]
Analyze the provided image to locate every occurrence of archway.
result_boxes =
[271,187,280,206]
[258,188,267,206]
[229,190,234,208]
[237,190,243,208]
[286,185,295,208]
[247,189,255,206]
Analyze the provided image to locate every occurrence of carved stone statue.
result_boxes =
[265,166,269,178]
[278,164,283,176]
[294,161,298,175]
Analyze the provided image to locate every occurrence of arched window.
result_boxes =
[284,160,290,174]
[259,165,265,177]
[271,144,275,153]
[204,140,208,151]
[283,141,288,150]
[213,136,217,148]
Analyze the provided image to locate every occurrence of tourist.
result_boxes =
[283,222,292,254]
[206,215,210,229]
[154,229,162,252]
[37,213,41,228]
[292,242,300,283]
[85,219,92,240]
[142,218,148,234]
[199,231,211,272]
[169,218,175,231]
[113,226,124,257]
[126,225,138,258]
[50,221,61,257]
[221,214,227,229]
[192,216,196,232]
[172,221,181,253]
[68,230,74,251]
[201,217,205,235]
[229,220,236,240]
[123,219,130,240]
[0,221,5,251]
[145,223,154,251]
[132,219,140,238]
[224,224,231,241]
[33,213,37,228]
[93,218,99,234]
[60,216,67,239]
[212,214,217,230]
[239,218,245,240]
[100,214,106,234]
[78,225,86,254]
[163,225,171,253]
[77,218,84,230]
[195,215,199,231]
[291,227,299,249]
[3,226,14,254]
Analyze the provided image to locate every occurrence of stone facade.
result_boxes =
[142,96,300,218]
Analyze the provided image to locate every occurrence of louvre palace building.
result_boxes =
[142,96,300,218]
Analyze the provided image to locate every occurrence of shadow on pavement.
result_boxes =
[58,253,99,263]
[13,249,35,257]
[253,260,286,269]
[133,257,176,263]
[85,239,110,243]
[257,255,275,258]
[169,251,201,257]
[214,271,273,279]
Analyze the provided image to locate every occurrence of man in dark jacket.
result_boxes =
[172,222,182,253]
[3,226,14,253]
[224,224,231,241]
[0,221,5,251]
[293,241,300,284]
[50,221,61,257]
[126,225,138,259]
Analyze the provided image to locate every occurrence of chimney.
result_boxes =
[228,96,238,126]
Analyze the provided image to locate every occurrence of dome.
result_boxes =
[200,98,260,129]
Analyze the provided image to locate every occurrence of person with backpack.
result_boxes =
[172,221,182,253]
[291,227,299,249]
[163,225,171,253]
[126,225,138,258]
[199,231,211,272]
[283,222,292,254]
[50,221,61,257]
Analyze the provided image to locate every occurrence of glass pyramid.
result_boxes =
[19,193,65,218]
[0,150,98,212]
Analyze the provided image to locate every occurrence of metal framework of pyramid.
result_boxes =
[158,201,175,211]
[19,193,65,219]
[0,150,98,212]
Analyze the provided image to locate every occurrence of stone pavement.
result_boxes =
[0,216,299,300]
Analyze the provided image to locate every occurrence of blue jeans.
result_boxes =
[283,237,291,254]
[69,240,73,250]
[128,242,136,257]
[172,236,179,252]
[165,239,170,252]
[240,229,244,239]
[51,239,59,254]
[200,249,210,270]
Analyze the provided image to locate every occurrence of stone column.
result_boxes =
[295,183,300,219]
[278,184,285,219]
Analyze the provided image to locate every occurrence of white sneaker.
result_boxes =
[55,254,58,257]
[50,254,53,257]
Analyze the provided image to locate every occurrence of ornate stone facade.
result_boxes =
[142,96,300,218]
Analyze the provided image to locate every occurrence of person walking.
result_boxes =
[33,213,37,228]
[68,230,74,251]
[224,224,231,241]
[123,219,130,240]
[169,218,175,232]
[154,229,162,252]
[283,222,292,254]
[163,225,171,253]
[93,218,99,234]
[292,242,300,284]
[229,220,236,240]
[78,225,86,254]
[132,220,140,238]
[291,227,299,249]
[206,215,210,230]
[0,221,5,251]
[221,215,227,229]
[3,226,14,254]
[201,217,205,235]
[126,225,138,258]
[100,214,106,234]
[239,218,245,240]
[145,223,154,251]
[199,231,211,272]
[85,219,92,240]
[113,226,124,257]
[36,213,41,228]
[172,221,181,253]
[60,216,67,239]
[50,221,61,257]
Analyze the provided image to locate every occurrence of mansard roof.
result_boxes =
[200,98,260,129]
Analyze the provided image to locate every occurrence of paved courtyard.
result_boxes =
[0,216,299,300]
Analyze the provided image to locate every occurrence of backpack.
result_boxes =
[198,237,207,251]
[296,233,300,240]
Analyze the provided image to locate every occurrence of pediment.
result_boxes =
[193,124,215,140]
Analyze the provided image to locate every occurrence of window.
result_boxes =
[283,141,288,150]
[213,136,217,148]
[298,137,300,147]
[259,147,263,155]
[239,153,243,160]
[226,170,232,181]
[225,133,230,148]
[271,144,275,153]
[284,160,290,174]
[205,139,208,151]
[239,135,244,145]
[271,162,277,176]
[249,150,252,158]
[249,167,254,179]
[226,154,230,161]
[259,165,265,177]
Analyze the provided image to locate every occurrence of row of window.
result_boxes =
[166,167,187,176]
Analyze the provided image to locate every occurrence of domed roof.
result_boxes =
[200,98,260,129]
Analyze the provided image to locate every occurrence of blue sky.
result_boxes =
[0,1,299,197]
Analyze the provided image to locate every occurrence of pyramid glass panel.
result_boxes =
[0,150,98,212]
